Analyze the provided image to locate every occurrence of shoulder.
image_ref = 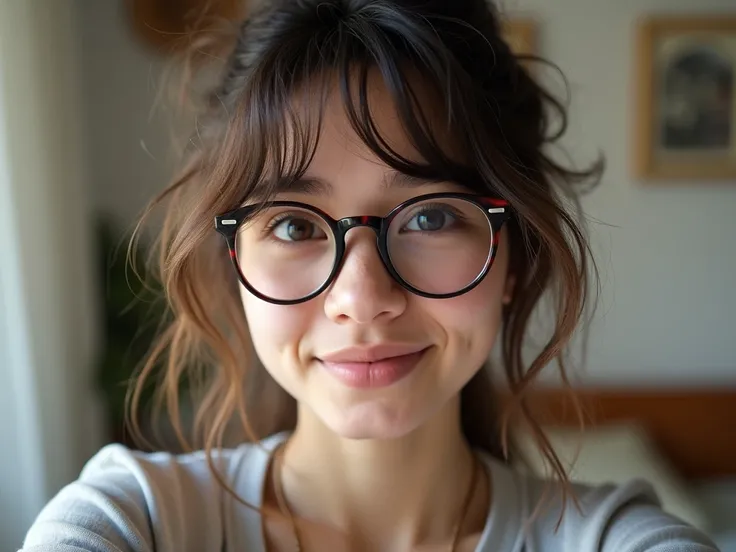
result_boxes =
[567,480,718,551]
[487,460,719,552]
[20,441,267,552]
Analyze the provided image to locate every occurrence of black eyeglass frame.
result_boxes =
[215,192,510,305]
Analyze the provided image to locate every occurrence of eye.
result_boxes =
[403,207,456,232]
[271,216,327,241]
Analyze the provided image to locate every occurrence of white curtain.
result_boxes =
[0,1,102,548]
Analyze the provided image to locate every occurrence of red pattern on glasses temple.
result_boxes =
[480,198,508,207]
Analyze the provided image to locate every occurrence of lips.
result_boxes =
[317,343,430,389]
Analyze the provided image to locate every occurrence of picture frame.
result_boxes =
[502,18,537,56]
[633,16,736,181]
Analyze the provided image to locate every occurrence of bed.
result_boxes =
[506,387,736,549]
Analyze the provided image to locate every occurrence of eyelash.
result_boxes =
[263,213,295,235]
[401,203,467,228]
[261,212,326,245]
[260,202,469,239]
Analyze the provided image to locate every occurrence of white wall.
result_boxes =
[0,1,103,549]
[502,0,736,384]
[75,0,180,233]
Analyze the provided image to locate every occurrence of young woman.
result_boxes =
[22,1,717,551]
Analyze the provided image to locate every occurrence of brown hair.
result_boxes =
[129,0,600,515]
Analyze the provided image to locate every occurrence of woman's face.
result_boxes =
[240,84,513,440]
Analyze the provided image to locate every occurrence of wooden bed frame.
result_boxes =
[511,388,736,479]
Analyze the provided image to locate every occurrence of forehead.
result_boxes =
[308,91,404,179]
[294,67,458,168]
[248,68,467,203]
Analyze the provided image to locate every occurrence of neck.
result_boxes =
[272,396,488,551]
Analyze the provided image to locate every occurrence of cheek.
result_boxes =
[422,236,510,358]
[436,273,504,343]
[240,290,314,369]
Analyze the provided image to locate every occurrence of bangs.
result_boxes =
[220,4,499,208]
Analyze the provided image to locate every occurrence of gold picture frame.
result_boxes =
[634,16,736,181]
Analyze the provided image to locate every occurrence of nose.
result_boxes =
[323,227,407,325]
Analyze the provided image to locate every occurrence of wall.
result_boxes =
[502,0,736,384]
[75,0,181,234]
[0,1,102,549]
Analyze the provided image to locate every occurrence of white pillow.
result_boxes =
[514,423,711,531]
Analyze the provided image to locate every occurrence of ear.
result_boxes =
[502,273,516,305]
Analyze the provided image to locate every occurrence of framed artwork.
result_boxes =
[502,18,537,55]
[634,16,736,180]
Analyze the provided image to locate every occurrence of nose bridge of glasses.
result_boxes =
[332,215,392,293]
[337,215,383,236]
[334,216,386,274]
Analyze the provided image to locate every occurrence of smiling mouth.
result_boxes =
[317,345,430,389]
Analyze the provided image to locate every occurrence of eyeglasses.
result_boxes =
[215,192,510,305]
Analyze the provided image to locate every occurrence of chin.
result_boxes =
[317,399,429,440]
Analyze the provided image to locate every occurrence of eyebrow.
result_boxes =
[269,170,439,197]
